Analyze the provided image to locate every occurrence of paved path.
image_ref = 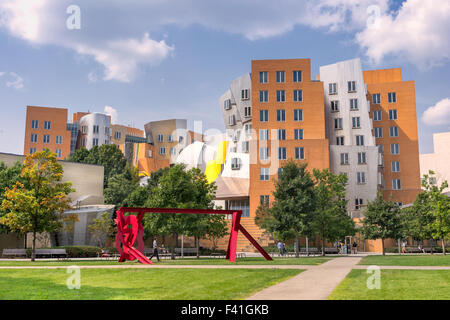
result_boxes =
[0,265,315,270]
[247,257,361,300]
[353,265,450,270]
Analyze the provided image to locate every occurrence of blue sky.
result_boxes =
[0,0,449,155]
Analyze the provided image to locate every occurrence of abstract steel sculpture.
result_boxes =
[115,207,273,264]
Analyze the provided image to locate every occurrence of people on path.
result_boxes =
[352,241,358,254]
[283,242,287,255]
[277,241,283,256]
[149,238,160,262]
[401,241,407,254]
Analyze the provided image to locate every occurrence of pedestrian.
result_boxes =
[293,242,297,254]
[149,238,160,262]
[352,241,358,254]
[337,242,342,254]
[401,241,407,254]
[283,242,287,255]
[277,241,283,256]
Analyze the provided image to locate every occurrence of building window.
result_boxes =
[276,90,285,102]
[231,158,241,170]
[170,147,176,155]
[244,106,252,117]
[388,92,397,103]
[259,110,269,122]
[55,149,62,158]
[293,70,302,83]
[226,199,250,217]
[44,121,51,130]
[241,89,250,100]
[259,129,269,141]
[372,94,381,104]
[355,198,363,210]
[356,135,364,146]
[168,134,174,142]
[331,101,339,112]
[392,179,402,190]
[276,71,285,83]
[157,134,164,142]
[390,126,399,137]
[160,147,166,155]
[391,161,400,172]
[148,150,153,158]
[277,109,286,122]
[357,172,366,184]
[373,110,382,121]
[352,117,361,129]
[348,81,356,92]
[259,71,268,83]
[389,109,398,120]
[81,126,88,134]
[224,99,232,110]
[378,144,384,153]
[334,118,343,130]
[228,115,236,126]
[105,127,110,135]
[329,83,337,95]
[358,152,366,164]
[81,138,86,147]
[340,153,349,165]
[31,134,38,143]
[390,143,400,154]
[336,136,344,146]
[260,168,270,181]
[293,90,303,102]
[277,168,284,180]
[278,147,287,160]
[29,148,36,154]
[374,127,383,138]
[56,136,62,144]
[294,129,303,140]
[92,138,98,146]
[350,98,358,110]
[259,147,269,160]
[293,109,303,122]
[43,135,50,144]
[244,124,252,136]
[114,131,122,140]
[277,129,286,140]
[242,141,250,153]
[259,90,268,102]
[31,120,38,129]
[295,147,305,160]
[260,195,270,205]
[93,125,99,134]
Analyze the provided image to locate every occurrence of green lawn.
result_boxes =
[0,268,302,300]
[359,255,450,266]
[328,269,450,300]
[0,256,331,267]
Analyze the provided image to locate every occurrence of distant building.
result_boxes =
[420,132,450,194]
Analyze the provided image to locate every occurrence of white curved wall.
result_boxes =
[79,113,111,150]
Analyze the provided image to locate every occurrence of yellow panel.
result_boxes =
[215,140,228,164]
[205,160,222,184]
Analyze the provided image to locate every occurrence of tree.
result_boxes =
[104,165,140,207]
[361,192,403,255]
[269,161,317,257]
[205,215,228,252]
[88,211,116,247]
[69,144,127,188]
[0,150,76,261]
[312,169,355,256]
[421,171,449,255]
[0,161,24,234]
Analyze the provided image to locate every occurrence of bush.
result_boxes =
[199,247,226,255]
[59,246,102,257]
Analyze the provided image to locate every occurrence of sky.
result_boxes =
[0,0,449,155]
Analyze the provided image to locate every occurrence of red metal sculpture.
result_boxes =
[114,207,273,264]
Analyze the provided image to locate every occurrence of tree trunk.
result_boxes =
[442,239,446,256]
[306,236,309,256]
[54,232,60,247]
[171,233,176,260]
[381,238,385,256]
[397,239,401,254]
[196,236,200,259]
[295,233,299,258]
[31,230,36,262]
[321,225,325,256]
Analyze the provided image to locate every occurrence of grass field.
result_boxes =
[0,268,302,300]
[359,255,450,266]
[328,269,450,300]
[0,256,331,266]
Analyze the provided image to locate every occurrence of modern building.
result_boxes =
[78,113,112,150]
[420,132,450,194]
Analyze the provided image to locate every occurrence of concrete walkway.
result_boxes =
[247,256,361,300]
[353,265,450,270]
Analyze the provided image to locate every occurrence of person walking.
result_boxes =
[401,241,407,254]
[277,241,283,256]
[352,241,358,254]
[149,238,160,262]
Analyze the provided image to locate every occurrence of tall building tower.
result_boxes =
[24,106,72,159]
[78,113,112,150]
[319,59,379,218]
[364,68,421,205]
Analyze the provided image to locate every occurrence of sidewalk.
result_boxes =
[247,256,361,300]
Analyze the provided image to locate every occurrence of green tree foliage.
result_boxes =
[269,161,317,257]
[0,150,76,260]
[0,161,24,233]
[88,211,116,248]
[69,144,127,188]
[312,169,355,256]
[103,165,140,207]
[361,192,403,255]
[402,192,436,244]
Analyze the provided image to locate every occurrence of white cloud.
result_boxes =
[104,106,118,124]
[0,72,5,77]
[87,71,98,83]
[422,98,450,126]
[356,0,450,68]
[4,72,24,89]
